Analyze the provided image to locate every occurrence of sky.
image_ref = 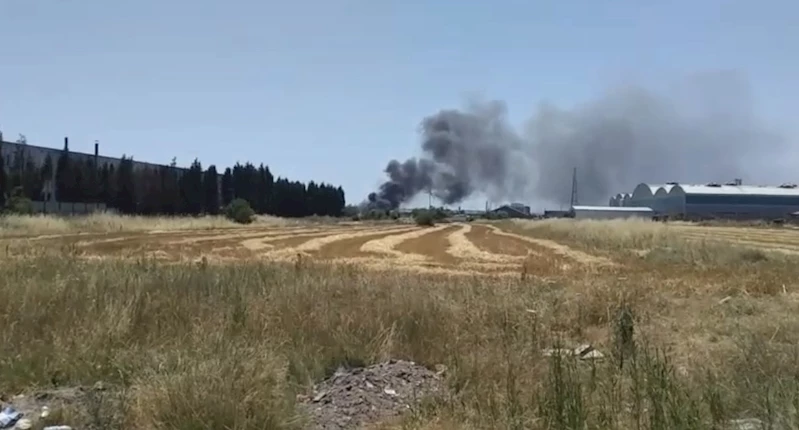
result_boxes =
[1,0,798,209]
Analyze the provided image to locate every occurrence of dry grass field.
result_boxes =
[2,214,799,429]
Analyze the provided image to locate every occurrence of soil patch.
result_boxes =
[466,224,539,257]
[447,224,522,263]
[395,225,461,265]
[315,229,416,259]
[301,360,445,430]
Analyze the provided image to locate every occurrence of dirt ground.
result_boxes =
[7,220,798,277]
[4,222,610,277]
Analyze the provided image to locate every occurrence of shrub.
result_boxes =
[359,209,389,221]
[224,198,255,224]
[414,210,436,226]
[3,187,33,215]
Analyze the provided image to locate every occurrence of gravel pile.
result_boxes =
[302,359,446,429]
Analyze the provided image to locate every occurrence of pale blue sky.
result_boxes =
[2,0,797,207]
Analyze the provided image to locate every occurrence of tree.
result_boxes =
[0,150,6,208]
[203,165,220,214]
[221,168,233,207]
[98,163,111,205]
[259,164,274,213]
[179,159,204,215]
[224,198,255,224]
[22,155,40,200]
[157,164,180,214]
[0,136,349,218]
[55,141,74,202]
[5,186,33,214]
[115,156,136,213]
[40,155,54,201]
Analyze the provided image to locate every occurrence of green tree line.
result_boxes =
[0,140,346,217]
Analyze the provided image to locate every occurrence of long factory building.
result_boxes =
[604,180,799,220]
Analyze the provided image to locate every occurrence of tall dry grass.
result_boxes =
[3,229,799,428]
[507,218,792,267]
[0,212,299,237]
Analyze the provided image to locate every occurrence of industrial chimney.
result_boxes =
[94,140,100,174]
[63,137,69,151]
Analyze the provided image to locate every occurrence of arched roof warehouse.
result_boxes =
[631,183,676,208]
[654,184,675,197]
[668,183,799,219]
[631,183,659,200]
[621,193,632,207]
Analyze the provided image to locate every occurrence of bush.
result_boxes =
[3,187,33,215]
[414,210,436,226]
[224,198,255,224]
[360,209,389,221]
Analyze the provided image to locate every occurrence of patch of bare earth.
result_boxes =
[446,224,521,263]
[393,225,461,265]
[169,226,320,244]
[239,228,371,251]
[264,226,416,261]
[465,224,540,257]
[314,228,419,260]
[359,225,450,264]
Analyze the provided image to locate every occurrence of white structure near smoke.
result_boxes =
[572,205,654,220]
[609,180,799,220]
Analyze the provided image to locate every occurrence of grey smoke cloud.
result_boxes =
[369,72,791,209]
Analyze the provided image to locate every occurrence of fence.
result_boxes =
[31,201,108,215]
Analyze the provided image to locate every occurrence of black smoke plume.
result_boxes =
[368,100,530,210]
[369,72,792,209]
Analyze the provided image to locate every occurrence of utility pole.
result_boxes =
[569,167,579,207]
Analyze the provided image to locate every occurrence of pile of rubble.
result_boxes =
[300,359,446,430]
[0,383,112,430]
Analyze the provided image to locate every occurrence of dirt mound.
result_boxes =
[302,360,446,429]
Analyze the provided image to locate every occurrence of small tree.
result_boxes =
[224,198,255,224]
[5,186,33,214]
[414,209,436,226]
[0,150,6,208]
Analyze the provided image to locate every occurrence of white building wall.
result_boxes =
[572,206,654,220]
[573,209,653,220]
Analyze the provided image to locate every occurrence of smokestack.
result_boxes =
[63,137,69,151]
[94,141,99,158]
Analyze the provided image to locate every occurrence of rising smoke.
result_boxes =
[368,72,792,209]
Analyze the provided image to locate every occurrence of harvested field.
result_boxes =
[4,214,799,429]
[670,224,799,254]
[2,220,605,277]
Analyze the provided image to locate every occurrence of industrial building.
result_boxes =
[609,180,799,221]
[492,202,532,218]
[571,205,654,220]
